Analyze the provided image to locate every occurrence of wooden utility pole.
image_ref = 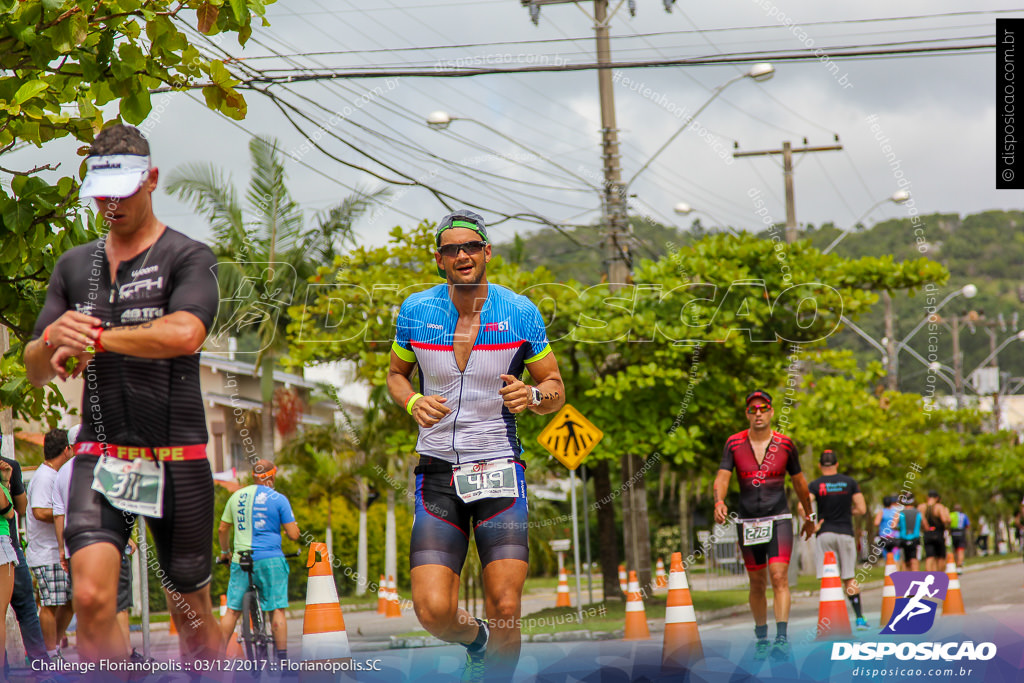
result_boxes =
[733,141,843,242]
[520,0,650,595]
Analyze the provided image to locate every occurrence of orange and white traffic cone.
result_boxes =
[880,551,897,627]
[662,552,702,669]
[623,570,650,640]
[816,551,851,639]
[555,567,572,608]
[225,622,245,660]
[942,552,966,615]
[386,575,402,618]
[655,557,668,590]
[377,574,387,615]
[618,564,628,593]
[169,615,178,636]
[301,542,351,667]
[219,594,227,619]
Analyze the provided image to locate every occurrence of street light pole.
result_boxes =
[884,291,897,391]
[952,315,964,409]
[626,63,774,191]
[426,111,601,191]
[883,284,977,391]
[823,190,912,255]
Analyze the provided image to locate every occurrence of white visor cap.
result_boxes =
[79,154,151,199]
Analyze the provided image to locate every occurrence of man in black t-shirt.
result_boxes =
[24,125,220,664]
[806,449,869,630]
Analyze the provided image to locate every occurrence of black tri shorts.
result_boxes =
[410,456,529,574]
[738,518,794,572]
[65,455,214,594]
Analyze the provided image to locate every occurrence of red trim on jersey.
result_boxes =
[410,341,524,351]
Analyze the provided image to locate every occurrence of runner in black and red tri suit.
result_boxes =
[713,389,814,663]
[24,125,220,664]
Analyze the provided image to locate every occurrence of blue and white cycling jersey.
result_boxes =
[392,283,551,464]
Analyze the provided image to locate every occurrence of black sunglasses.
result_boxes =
[438,240,487,258]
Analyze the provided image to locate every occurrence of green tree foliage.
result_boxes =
[0,0,273,421]
[287,220,947,501]
[166,135,381,453]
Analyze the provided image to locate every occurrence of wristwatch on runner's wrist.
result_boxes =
[804,512,817,523]
[530,386,542,406]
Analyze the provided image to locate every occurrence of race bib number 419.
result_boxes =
[452,459,519,503]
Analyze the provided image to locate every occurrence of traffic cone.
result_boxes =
[662,552,702,669]
[555,567,572,607]
[942,553,966,615]
[655,557,668,590]
[880,551,897,627]
[618,564,628,593]
[623,570,650,640]
[377,574,387,615]
[816,551,851,639]
[386,575,402,618]
[169,615,178,636]
[225,624,245,660]
[219,594,227,618]
[301,542,351,665]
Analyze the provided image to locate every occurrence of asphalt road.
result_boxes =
[24,559,1024,682]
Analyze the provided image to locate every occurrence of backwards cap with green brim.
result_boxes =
[435,211,489,277]
[435,211,489,246]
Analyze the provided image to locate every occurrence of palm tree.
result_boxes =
[358,385,418,584]
[279,420,368,566]
[166,136,383,459]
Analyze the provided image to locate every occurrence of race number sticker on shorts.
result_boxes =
[743,519,774,546]
[91,456,165,517]
[452,459,519,503]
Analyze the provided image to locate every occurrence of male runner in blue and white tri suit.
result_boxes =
[387,209,565,682]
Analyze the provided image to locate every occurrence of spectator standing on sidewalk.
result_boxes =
[26,428,74,660]
[0,425,48,673]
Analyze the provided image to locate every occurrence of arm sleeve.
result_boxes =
[522,299,551,363]
[279,497,296,525]
[391,299,416,363]
[51,468,70,517]
[26,478,42,510]
[785,442,802,475]
[31,256,71,339]
[719,442,735,471]
[221,492,236,524]
[850,477,861,494]
[7,461,24,498]
[167,242,219,333]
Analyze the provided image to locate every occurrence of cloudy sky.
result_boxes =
[8,1,1022,249]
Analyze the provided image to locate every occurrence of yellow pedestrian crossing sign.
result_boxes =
[537,404,603,470]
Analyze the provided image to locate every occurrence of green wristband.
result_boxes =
[405,393,423,415]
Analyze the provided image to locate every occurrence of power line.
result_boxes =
[232,8,1019,59]
[209,43,992,83]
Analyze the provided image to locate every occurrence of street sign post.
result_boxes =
[537,404,603,470]
[539,405,604,622]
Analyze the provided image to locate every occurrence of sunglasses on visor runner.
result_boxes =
[437,240,487,258]
[746,404,771,414]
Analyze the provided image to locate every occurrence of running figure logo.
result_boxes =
[880,571,949,635]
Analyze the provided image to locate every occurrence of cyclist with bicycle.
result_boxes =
[218,460,300,662]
